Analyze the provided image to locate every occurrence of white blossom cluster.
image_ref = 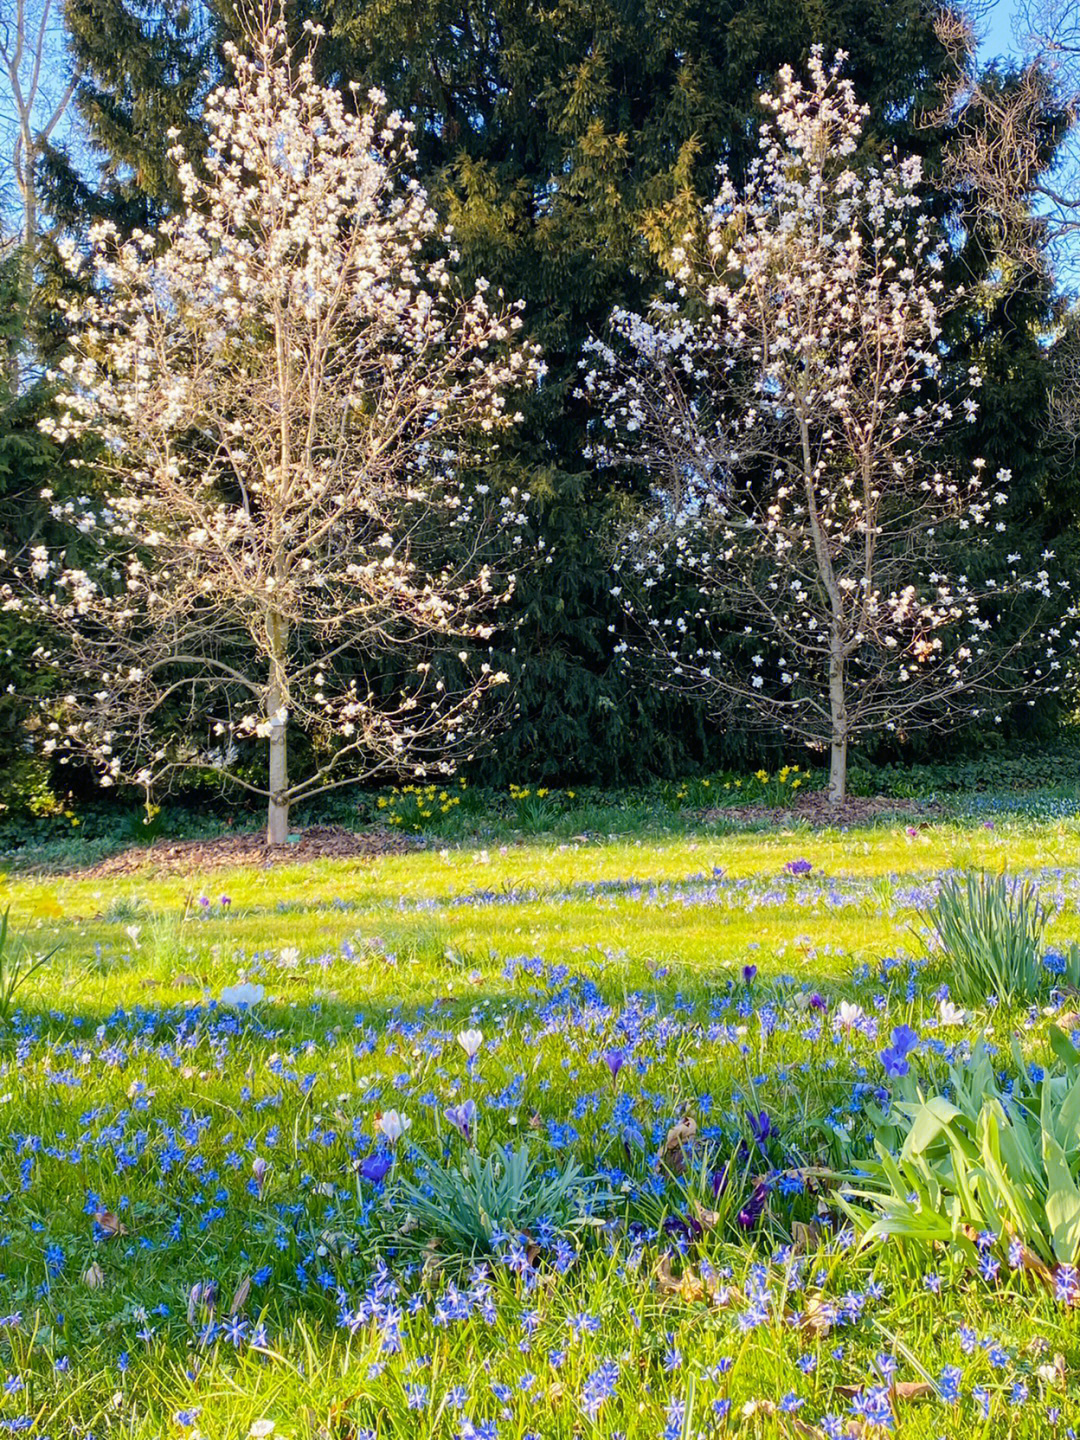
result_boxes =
[3,20,544,809]
[576,50,1077,784]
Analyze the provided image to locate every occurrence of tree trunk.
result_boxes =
[266,611,289,845]
[267,714,289,844]
[827,645,848,807]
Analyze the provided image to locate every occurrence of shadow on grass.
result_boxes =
[3,959,860,1061]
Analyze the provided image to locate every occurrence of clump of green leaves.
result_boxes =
[0,908,56,1021]
[396,1142,600,1254]
[924,871,1048,1004]
[841,1039,1080,1270]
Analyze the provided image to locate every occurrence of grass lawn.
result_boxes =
[0,792,1079,1436]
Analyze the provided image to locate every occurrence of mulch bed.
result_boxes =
[84,824,426,877]
[700,793,942,827]
[25,794,939,879]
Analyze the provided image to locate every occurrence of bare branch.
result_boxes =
[2,15,542,841]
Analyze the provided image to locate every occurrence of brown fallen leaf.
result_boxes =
[893,1382,933,1401]
[691,1199,721,1231]
[798,1293,834,1337]
[791,1219,824,1255]
[781,1166,837,1194]
[1016,1245,1055,1285]
[94,1210,128,1238]
[1055,1011,1080,1032]
[836,1380,932,1404]
[656,1255,708,1303]
[779,1420,861,1440]
[657,1116,697,1176]
[655,1255,739,1307]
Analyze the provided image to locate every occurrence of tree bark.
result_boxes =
[267,716,289,844]
[266,611,289,845]
[828,643,848,807]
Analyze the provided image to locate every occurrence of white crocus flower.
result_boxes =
[938,1000,966,1028]
[377,1109,411,1144]
[457,1028,484,1058]
[834,1001,864,1030]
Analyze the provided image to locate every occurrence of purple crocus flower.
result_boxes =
[809,993,827,1012]
[359,1151,392,1184]
[890,1023,919,1058]
[784,858,813,877]
[445,1098,477,1140]
[737,1181,769,1228]
[879,1047,910,1079]
[604,1049,626,1081]
[742,964,758,984]
[747,1110,772,1146]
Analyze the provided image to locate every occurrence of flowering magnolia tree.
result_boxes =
[579,51,1075,804]
[3,19,542,842]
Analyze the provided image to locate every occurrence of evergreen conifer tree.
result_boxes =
[42,0,1079,782]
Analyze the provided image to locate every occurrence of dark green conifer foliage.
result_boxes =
[40,0,224,230]
[0,251,70,811]
[323,0,1014,779]
[40,0,1077,784]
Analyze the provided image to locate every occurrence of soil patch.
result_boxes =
[700,793,941,827]
[82,824,425,877]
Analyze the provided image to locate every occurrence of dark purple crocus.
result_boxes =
[809,993,827,1012]
[604,1049,626,1081]
[747,1110,772,1147]
[359,1151,392,1184]
[784,858,813,877]
[445,1098,477,1140]
[742,964,758,985]
[663,1215,704,1242]
[737,1180,770,1228]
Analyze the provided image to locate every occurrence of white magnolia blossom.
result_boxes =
[4,19,543,840]
[578,50,1077,803]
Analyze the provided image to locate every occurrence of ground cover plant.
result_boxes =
[0,791,1079,1435]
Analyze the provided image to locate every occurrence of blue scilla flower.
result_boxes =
[878,1046,908,1079]
[581,1360,619,1419]
[849,1386,892,1428]
[663,1398,685,1440]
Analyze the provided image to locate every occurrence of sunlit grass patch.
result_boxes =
[0,800,1076,1434]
